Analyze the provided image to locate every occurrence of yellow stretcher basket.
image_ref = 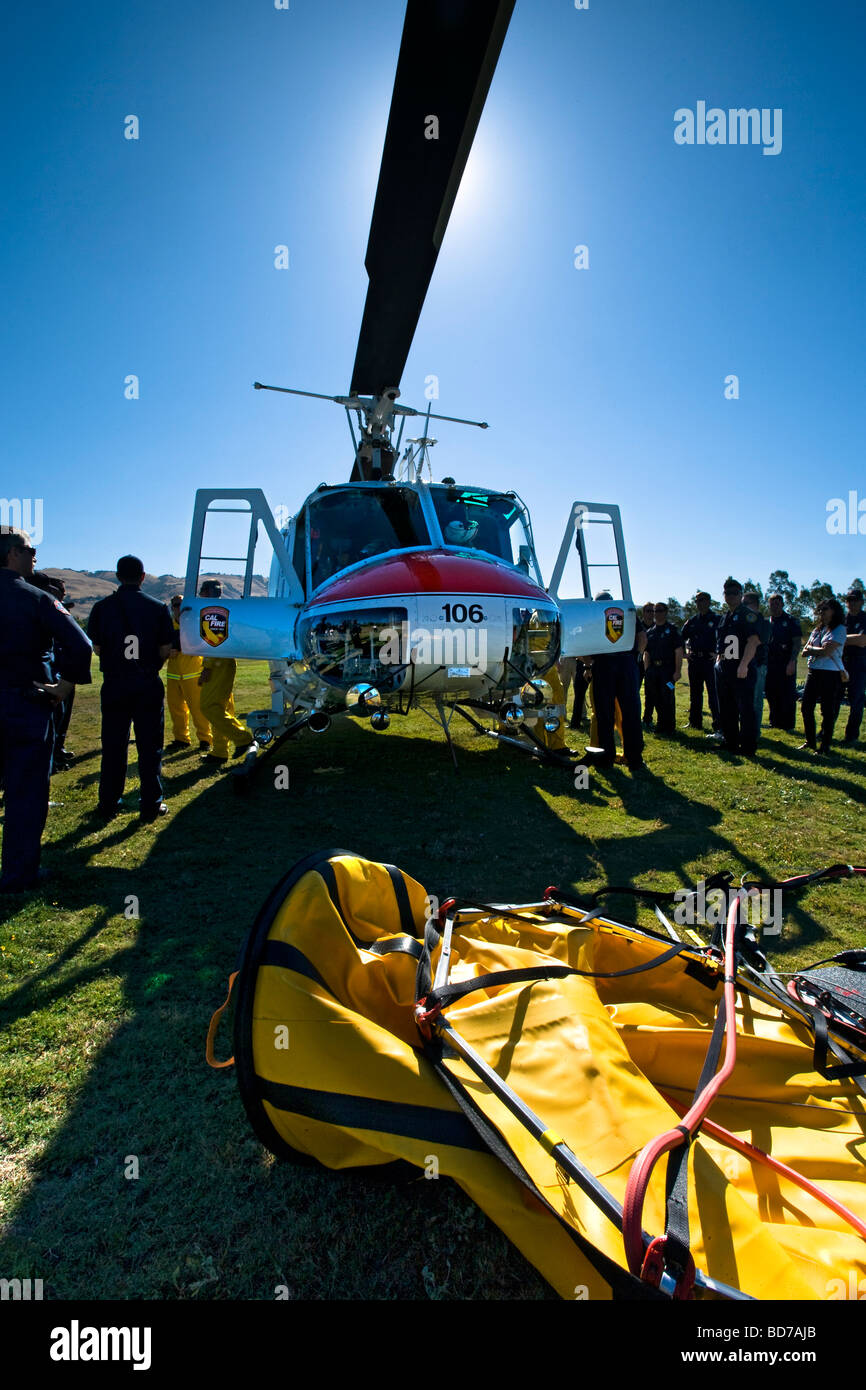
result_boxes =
[207,849,866,1301]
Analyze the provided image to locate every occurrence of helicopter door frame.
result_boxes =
[184,488,304,604]
[548,501,633,604]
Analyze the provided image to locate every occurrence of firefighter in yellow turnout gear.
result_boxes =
[198,658,253,760]
[166,597,211,749]
[196,580,256,764]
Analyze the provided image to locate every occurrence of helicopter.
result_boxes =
[179,0,635,771]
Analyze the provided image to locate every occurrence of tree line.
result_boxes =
[657,572,864,627]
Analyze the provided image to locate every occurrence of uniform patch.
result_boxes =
[604,606,624,643]
[53,599,70,615]
[200,605,229,647]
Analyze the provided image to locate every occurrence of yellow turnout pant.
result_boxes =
[166,669,212,743]
[199,659,250,757]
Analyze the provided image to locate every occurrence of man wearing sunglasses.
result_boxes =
[0,528,92,893]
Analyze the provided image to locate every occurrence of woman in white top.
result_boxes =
[799,598,847,753]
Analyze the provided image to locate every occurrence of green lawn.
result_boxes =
[1,663,864,1299]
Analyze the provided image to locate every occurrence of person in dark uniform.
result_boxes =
[638,602,653,707]
[681,592,721,732]
[842,587,866,745]
[713,578,761,756]
[765,593,802,731]
[642,604,683,734]
[0,528,92,893]
[743,592,770,733]
[29,571,78,770]
[87,555,174,822]
[584,594,646,769]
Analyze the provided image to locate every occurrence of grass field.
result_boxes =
[1,661,864,1300]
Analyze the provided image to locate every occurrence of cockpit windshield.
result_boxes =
[430,486,536,572]
[308,486,429,590]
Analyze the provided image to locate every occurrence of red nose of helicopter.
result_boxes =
[310,550,550,605]
[299,549,561,694]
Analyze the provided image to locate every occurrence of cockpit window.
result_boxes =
[430,487,534,572]
[308,487,430,590]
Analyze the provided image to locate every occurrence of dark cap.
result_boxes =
[846,588,864,600]
[695,590,711,602]
[722,577,742,593]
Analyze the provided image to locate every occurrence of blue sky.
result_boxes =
[3,0,865,604]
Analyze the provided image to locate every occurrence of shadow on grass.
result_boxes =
[0,715,853,1298]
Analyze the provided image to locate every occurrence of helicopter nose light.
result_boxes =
[370,709,390,731]
[347,683,382,716]
[544,715,561,735]
[501,701,524,726]
[520,679,553,709]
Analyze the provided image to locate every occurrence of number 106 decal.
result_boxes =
[441,603,485,622]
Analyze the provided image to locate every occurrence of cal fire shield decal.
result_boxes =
[201,605,229,647]
[604,606,624,644]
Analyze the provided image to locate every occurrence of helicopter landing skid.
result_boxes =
[228,715,311,795]
[443,701,578,770]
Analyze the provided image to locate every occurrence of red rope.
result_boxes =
[661,1095,866,1245]
[622,895,741,1276]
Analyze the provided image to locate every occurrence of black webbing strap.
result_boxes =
[661,991,729,1280]
[383,863,417,938]
[758,959,866,1097]
[808,1004,866,1080]
[421,1037,668,1301]
[662,1126,692,1281]
[415,910,443,1004]
[424,942,686,1012]
[317,860,424,959]
[551,870,736,911]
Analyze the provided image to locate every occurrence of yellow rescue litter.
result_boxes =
[207,850,866,1300]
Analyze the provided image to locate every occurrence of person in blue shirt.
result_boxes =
[0,528,92,893]
[799,599,848,755]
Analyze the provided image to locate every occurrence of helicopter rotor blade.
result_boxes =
[349,0,514,401]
